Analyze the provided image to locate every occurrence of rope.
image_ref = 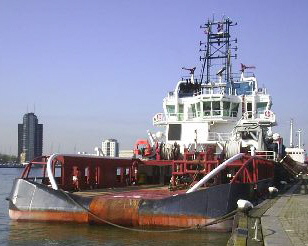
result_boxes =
[60,189,237,233]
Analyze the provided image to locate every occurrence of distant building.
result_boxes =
[119,150,134,158]
[101,139,119,157]
[18,113,43,162]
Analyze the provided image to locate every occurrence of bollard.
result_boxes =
[268,186,278,199]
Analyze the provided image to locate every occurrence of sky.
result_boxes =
[0,0,308,155]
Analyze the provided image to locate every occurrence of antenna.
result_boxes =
[34,103,36,114]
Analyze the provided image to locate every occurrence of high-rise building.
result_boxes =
[18,113,43,162]
[101,139,119,157]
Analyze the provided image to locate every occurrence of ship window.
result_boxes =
[178,104,184,113]
[178,104,184,121]
[203,101,211,116]
[231,103,239,117]
[223,101,230,116]
[257,102,267,114]
[212,101,220,115]
[191,104,196,118]
[166,105,175,116]
[168,124,181,140]
[247,102,252,118]
[196,102,201,117]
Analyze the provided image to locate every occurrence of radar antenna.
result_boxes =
[240,63,256,73]
[182,67,196,74]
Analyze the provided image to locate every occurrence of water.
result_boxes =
[0,168,230,245]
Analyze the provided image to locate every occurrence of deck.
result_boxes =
[73,184,187,199]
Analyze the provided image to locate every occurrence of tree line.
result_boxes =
[0,153,18,163]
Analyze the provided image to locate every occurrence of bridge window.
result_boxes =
[196,102,201,117]
[231,103,239,117]
[191,104,196,118]
[166,105,175,116]
[203,101,211,116]
[212,101,221,115]
[223,101,230,116]
[178,104,184,121]
[257,102,267,114]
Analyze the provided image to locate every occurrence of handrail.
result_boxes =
[229,157,253,184]
[230,156,274,184]
[248,150,276,160]
[186,153,244,193]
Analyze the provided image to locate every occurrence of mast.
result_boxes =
[297,129,302,148]
[199,17,237,87]
[290,119,294,148]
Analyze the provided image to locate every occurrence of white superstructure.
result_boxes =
[145,17,281,161]
[285,119,306,163]
[153,71,276,154]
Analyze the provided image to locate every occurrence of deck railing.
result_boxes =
[249,150,276,160]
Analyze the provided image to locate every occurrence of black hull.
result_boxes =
[8,178,273,231]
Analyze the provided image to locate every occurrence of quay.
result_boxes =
[229,176,308,246]
[0,163,24,168]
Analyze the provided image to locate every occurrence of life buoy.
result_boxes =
[154,114,162,122]
[264,110,271,118]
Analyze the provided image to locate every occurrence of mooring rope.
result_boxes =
[60,189,237,233]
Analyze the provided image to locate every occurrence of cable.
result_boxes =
[60,189,236,233]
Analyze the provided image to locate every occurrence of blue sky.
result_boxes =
[0,0,307,155]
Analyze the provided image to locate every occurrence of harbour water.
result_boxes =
[0,168,230,245]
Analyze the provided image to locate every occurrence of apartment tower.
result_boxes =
[18,113,43,162]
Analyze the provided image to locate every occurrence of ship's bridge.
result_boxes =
[153,75,276,127]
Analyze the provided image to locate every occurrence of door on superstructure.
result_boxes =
[247,102,252,119]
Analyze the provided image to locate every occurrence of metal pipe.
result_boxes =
[186,153,244,193]
[47,153,59,190]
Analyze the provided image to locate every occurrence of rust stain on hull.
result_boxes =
[88,196,141,226]
[9,209,88,223]
[138,214,232,231]
[9,207,232,231]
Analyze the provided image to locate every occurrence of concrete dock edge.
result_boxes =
[261,180,306,246]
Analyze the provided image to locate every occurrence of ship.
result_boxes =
[282,119,307,175]
[7,17,303,231]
